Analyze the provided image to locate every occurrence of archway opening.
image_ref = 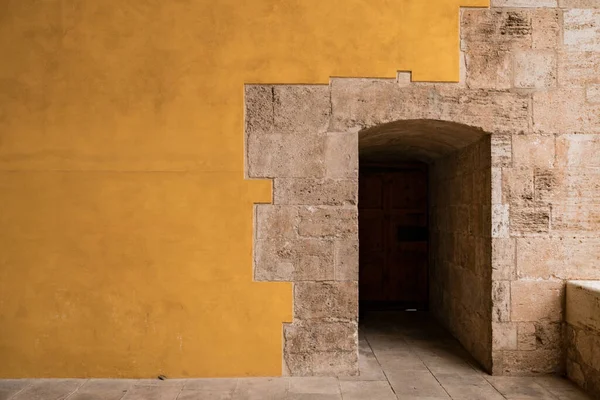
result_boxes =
[358,119,492,370]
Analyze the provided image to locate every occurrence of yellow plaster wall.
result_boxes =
[0,0,487,378]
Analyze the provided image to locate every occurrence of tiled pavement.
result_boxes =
[0,312,592,399]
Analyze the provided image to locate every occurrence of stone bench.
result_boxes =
[566,280,600,398]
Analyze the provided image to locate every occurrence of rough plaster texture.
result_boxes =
[245,2,600,380]
[566,281,600,398]
[429,138,493,372]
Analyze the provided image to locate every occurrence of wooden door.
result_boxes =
[359,163,428,309]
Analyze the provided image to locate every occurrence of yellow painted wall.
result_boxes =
[0,0,487,378]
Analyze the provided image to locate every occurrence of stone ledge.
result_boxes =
[566,280,600,331]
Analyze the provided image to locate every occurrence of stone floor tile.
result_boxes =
[122,385,181,400]
[137,378,186,387]
[339,381,396,400]
[338,355,386,381]
[376,352,429,372]
[182,378,238,393]
[535,376,592,400]
[0,380,32,400]
[435,373,504,400]
[178,388,235,400]
[386,370,450,399]
[287,377,339,394]
[485,376,557,399]
[11,379,84,400]
[69,379,135,400]
[286,394,342,400]
[233,378,289,400]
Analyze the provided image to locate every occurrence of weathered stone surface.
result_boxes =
[284,321,357,353]
[245,85,273,136]
[247,133,326,178]
[491,135,512,167]
[587,84,600,103]
[514,51,557,88]
[334,240,358,281]
[499,349,564,374]
[465,51,512,90]
[274,85,331,135]
[492,168,503,205]
[492,204,510,238]
[503,168,534,205]
[297,207,357,239]
[533,88,600,134]
[535,168,600,204]
[552,205,600,234]
[254,239,334,281]
[556,134,600,167]
[510,206,550,235]
[491,0,557,6]
[274,178,357,206]
[518,322,537,350]
[325,132,358,179]
[285,351,358,376]
[512,135,555,168]
[560,0,600,7]
[493,322,518,350]
[517,238,600,279]
[558,51,600,86]
[461,10,532,52]
[295,282,358,321]
[493,281,511,322]
[492,238,516,280]
[511,280,563,322]
[532,9,562,49]
[564,9,600,52]
[535,322,562,350]
[255,205,298,239]
[567,281,600,331]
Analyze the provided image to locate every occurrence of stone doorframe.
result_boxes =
[245,6,600,376]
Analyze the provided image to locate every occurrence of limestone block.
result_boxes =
[492,168,503,204]
[284,321,357,353]
[461,10,532,52]
[465,51,512,90]
[285,351,358,376]
[294,282,358,322]
[533,9,562,49]
[297,207,357,239]
[514,51,557,88]
[273,85,331,135]
[493,322,518,351]
[535,168,600,204]
[492,204,510,238]
[274,178,357,206]
[510,206,550,235]
[325,132,358,179]
[492,238,516,280]
[564,9,600,52]
[558,51,600,86]
[552,205,600,234]
[517,238,600,279]
[491,135,512,167]
[535,322,562,350]
[245,85,273,136]
[513,135,555,168]
[587,84,600,103]
[255,205,298,239]
[500,349,564,374]
[533,88,600,134]
[556,134,600,167]
[511,280,563,322]
[254,239,334,281]
[334,240,358,281]
[518,322,537,350]
[566,281,600,331]
[493,280,511,322]
[247,133,326,178]
[560,0,600,7]
[491,0,557,6]
[502,168,534,205]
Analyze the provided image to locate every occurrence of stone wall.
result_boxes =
[565,281,600,397]
[430,138,493,371]
[245,3,600,375]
